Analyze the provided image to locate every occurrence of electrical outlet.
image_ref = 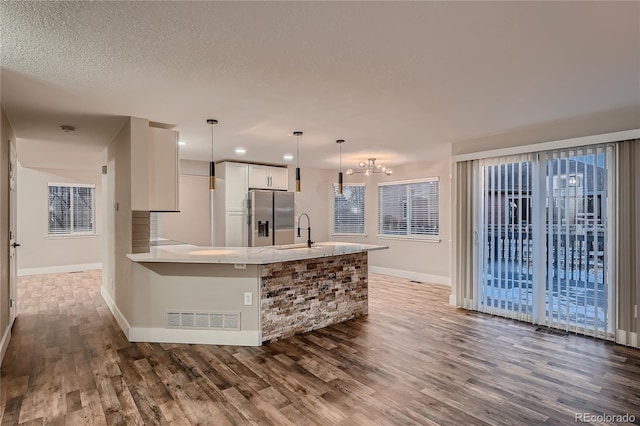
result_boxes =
[244,292,252,306]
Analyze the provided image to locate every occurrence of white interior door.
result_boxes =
[8,141,18,325]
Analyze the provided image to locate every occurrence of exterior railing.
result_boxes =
[484,224,605,280]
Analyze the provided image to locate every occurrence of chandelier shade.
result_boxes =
[346,158,392,176]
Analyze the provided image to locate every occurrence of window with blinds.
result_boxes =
[378,178,439,238]
[333,184,365,235]
[48,184,95,235]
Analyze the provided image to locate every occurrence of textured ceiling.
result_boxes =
[1,1,639,170]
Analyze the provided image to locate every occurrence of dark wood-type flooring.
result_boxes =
[1,270,640,425]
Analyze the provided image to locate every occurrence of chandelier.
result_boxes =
[346,158,392,176]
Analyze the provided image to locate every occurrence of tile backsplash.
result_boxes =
[132,211,150,253]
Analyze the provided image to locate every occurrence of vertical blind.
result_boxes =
[378,178,439,237]
[333,184,365,234]
[544,145,612,338]
[616,139,640,347]
[474,146,613,339]
[48,184,95,235]
[478,155,533,321]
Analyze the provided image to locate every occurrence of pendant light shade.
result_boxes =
[336,139,345,195]
[207,119,218,191]
[293,131,303,192]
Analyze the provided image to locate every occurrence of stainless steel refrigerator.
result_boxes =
[248,190,295,246]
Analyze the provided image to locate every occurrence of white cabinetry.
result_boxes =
[225,212,247,247]
[269,167,288,190]
[223,162,249,210]
[215,162,249,247]
[248,164,288,190]
[215,162,289,247]
[149,127,179,211]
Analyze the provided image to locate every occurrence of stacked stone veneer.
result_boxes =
[260,252,368,343]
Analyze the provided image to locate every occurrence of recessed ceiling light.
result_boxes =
[178,141,187,146]
[283,154,294,161]
[235,147,246,155]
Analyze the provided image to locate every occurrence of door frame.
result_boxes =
[8,140,17,325]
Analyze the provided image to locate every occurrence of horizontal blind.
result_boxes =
[378,179,439,237]
[48,184,95,235]
[48,185,71,234]
[333,184,365,234]
[73,186,95,233]
[410,181,439,236]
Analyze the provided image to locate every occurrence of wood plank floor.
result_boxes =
[1,271,640,425]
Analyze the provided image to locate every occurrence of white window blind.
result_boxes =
[333,184,365,234]
[378,178,439,238]
[48,184,95,235]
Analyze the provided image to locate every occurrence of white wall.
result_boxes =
[158,174,211,246]
[331,155,452,285]
[290,166,334,245]
[103,117,137,326]
[156,160,211,245]
[452,105,640,157]
[17,165,103,273]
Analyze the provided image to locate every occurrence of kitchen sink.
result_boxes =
[274,243,313,250]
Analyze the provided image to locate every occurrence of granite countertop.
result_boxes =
[127,241,388,265]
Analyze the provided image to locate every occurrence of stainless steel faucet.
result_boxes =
[297,213,313,248]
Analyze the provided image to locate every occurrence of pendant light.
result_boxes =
[293,131,303,192]
[207,119,218,191]
[336,139,345,195]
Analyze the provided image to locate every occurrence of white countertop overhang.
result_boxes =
[127,242,388,265]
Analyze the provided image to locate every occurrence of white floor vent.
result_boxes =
[166,311,241,331]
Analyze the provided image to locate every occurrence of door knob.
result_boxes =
[11,243,20,248]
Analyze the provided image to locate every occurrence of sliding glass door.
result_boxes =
[478,156,534,322]
[476,145,614,339]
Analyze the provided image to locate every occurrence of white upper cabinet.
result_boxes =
[248,164,288,190]
[269,167,288,190]
[222,162,249,211]
[248,164,269,189]
[149,127,179,211]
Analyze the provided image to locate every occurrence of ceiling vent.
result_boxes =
[166,311,240,331]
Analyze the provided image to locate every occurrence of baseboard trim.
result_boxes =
[616,329,639,348]
[18,262,102,277]
[0,325,11,365]
[100,286,261,346]
[369,266,451,286]
[100,286,131,340]
[128,327,262,346]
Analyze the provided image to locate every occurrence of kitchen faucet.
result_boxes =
[297,213,314,248]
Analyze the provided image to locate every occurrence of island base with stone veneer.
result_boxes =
[260,251,368,343]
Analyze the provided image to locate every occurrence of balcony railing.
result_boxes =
[484,224,605,281]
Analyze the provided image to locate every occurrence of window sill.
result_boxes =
[47,233,98,240]
[331,233,368,238]
[376,235,441,243]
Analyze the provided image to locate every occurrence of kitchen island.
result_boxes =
[115,242,387,346]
